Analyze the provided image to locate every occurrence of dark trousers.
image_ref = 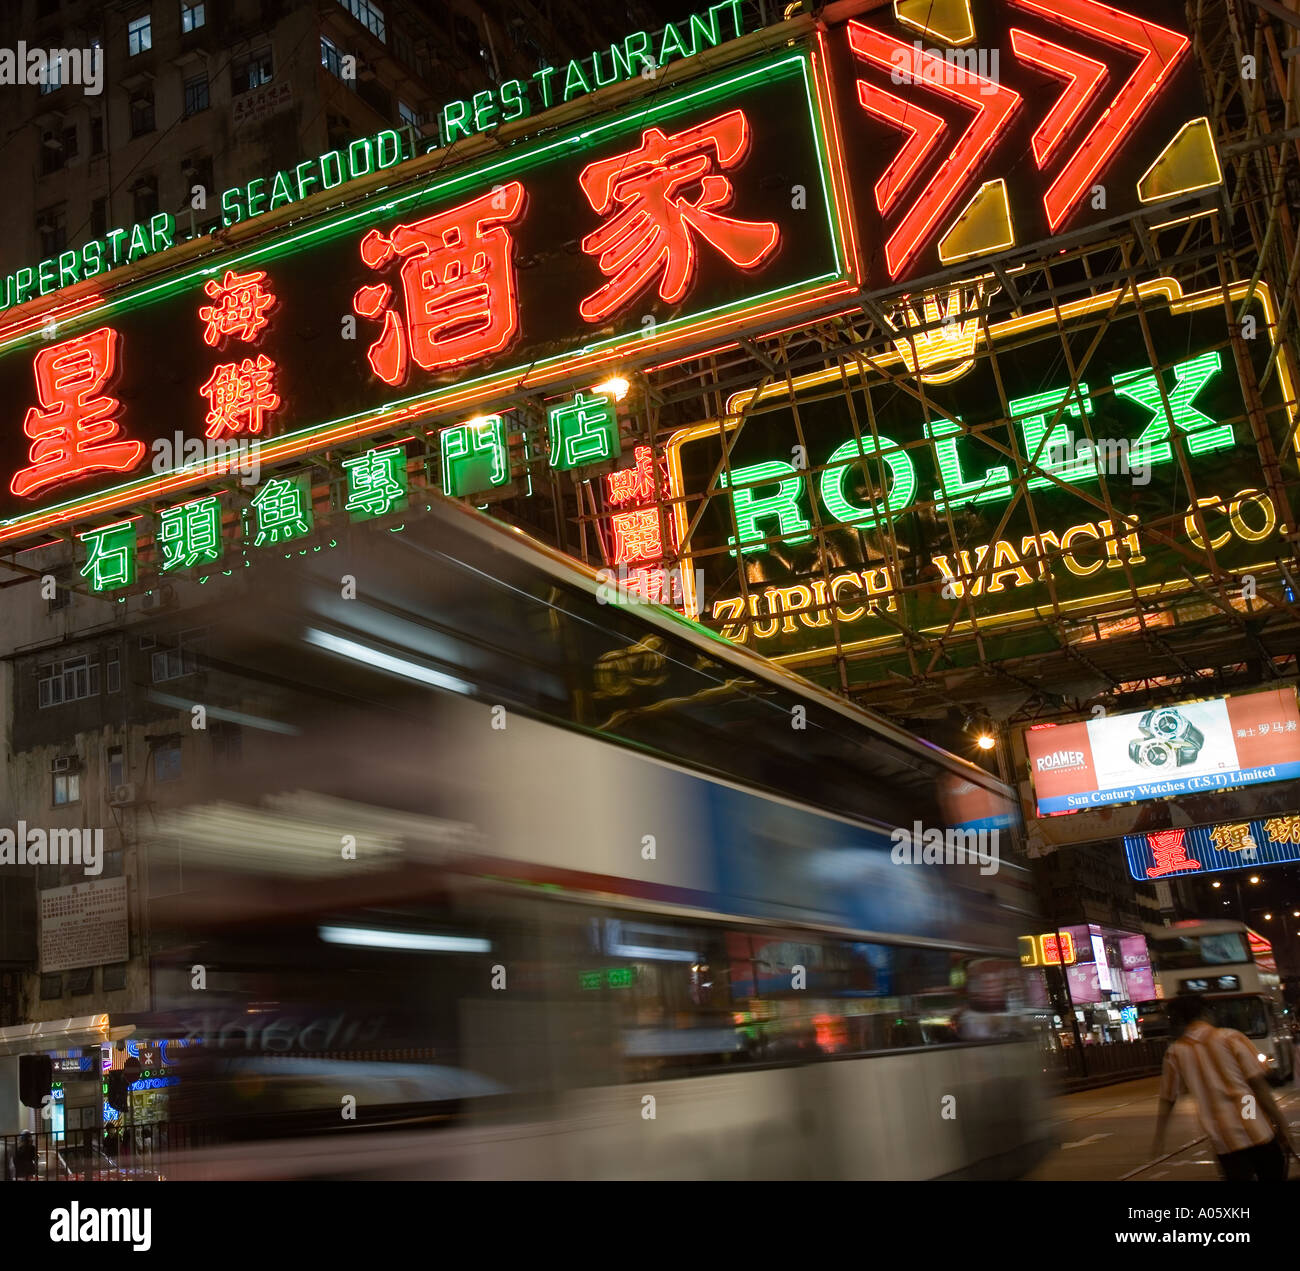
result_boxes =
[1217,1136,1287,1181]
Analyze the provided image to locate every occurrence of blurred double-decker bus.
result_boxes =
[133,497,1047,1179]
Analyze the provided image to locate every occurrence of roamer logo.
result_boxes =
[1035,750,1086,772]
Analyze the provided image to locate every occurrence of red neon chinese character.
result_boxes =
[611,507,663,565]
[1144,828,1203,879]
[10,327,143,498]
[606,445,658,507]
[577,111,780,322]
[199,354,279,438]
[198,269,276,346]
[352,183,527,386]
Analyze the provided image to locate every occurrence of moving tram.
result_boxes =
[137,496,1048,1178]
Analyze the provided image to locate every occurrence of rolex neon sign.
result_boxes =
[719,349,1233,555]
[665,279,1298,656]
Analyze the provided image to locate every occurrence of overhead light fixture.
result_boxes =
[303,628,473,696]
[318,925,490,953]
[594,374,630,401]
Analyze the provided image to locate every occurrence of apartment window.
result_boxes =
[130,91,155,137]
[52,764,80,807]
[183,154,213,199]
[107,648,121,693]
[40,130,70,176]
[128,13,152,56]
[102,849,124,879]
[62,125,78,159]
[320,35,346,80]
[39,655,100,707]
[40,974,63,1000]
[180,2,206,32]
[183,71,209,116]
[37,206,67,254]
[89,195,108,239]
[338,0,386,42]
[47,585,71,615]
[108,745,125,790]
[39,51,64,95]
[150,636,200,681]
[232,46,273,93]
[392,28,428,79]
[397,99,418,129]
[90,114,104,154]
[103,964,127,991]
[152,739,182,784]
[132,176,158,222]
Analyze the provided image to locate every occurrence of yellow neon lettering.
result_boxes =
[747,592,780,639]
[1228,488,1276,542]
[985,539,1035,593]
[1059,522,1105,576]
[1184,496,1229,550]
[830,571,866,622]
[711,595,746,642]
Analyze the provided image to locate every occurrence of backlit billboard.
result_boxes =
[1025,688,1300,816]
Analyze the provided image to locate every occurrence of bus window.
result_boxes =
[1149,932,1251,969]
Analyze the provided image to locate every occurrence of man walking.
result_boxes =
[1152,994,1294,1180]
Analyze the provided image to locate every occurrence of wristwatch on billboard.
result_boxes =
[1139,707,1205,750]
[1129,708,1205,769]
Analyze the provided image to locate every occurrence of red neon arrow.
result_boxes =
[1008,0,1189,231]
[1009,28,1109,168]
[857,80,947,216]
[847,21,1021,279]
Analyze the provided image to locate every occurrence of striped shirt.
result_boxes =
[1159,1020,1273,1154]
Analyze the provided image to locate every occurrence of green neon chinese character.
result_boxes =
[440,416,508,498]
[344,445,408,519]
[547,391,620,470]
[159,496,222,571]
[79,521,136,593]
[252,475,313,546]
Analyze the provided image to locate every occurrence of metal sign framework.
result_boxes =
[562,0,1300,724]
[2,0,1296,734]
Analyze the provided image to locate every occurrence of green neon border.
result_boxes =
[2,44,849,540]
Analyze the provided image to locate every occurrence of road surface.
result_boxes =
[1027,1073,1300,1180]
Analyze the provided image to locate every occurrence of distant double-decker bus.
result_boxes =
[1137,920,1295,1084]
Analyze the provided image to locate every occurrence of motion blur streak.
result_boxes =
[137,498,1046,1180]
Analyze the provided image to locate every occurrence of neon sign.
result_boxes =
[826,0,1216,286]
[441,5,747,141]
[666,279,1297,668]
[0,45,853,547]
[12,328,140,498]
[1125,809,1300,882]
[1039,932,1077,965]
[1,214,175,309]
[576,111,780,320]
